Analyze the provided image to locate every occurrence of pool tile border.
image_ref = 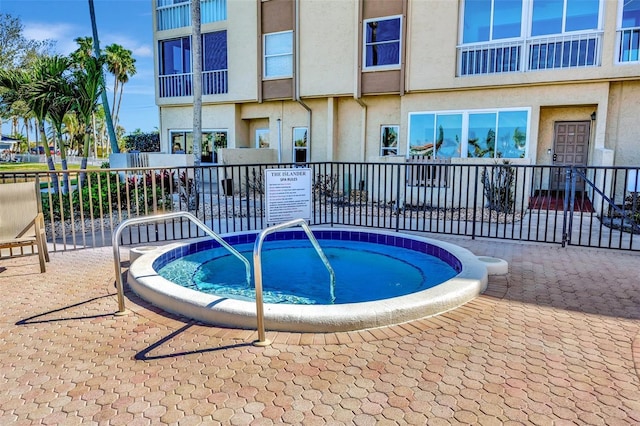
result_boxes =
[153,229,463,273]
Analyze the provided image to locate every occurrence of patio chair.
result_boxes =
[0,180,49,272]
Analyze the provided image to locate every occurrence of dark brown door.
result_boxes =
[551,121,590,191]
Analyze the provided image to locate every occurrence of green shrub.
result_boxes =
[42,171,123,220]
[482,161,515,214]
[42,170,175,221]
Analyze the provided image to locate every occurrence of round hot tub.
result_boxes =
[128,228,488,332]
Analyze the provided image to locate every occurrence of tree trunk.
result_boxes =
[79,129,92,187]
[40,120,60,193]
[115,84,125,131]
[111,76,119,128]
[56,128,70,194]
[191,0,202,212]
[88,0,119,154]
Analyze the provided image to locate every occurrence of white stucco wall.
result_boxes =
[298,0,356,97]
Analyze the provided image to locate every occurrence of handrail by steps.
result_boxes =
[112,211,251,314]
[252,218,336,346]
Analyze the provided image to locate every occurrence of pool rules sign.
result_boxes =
[265,168,312,223]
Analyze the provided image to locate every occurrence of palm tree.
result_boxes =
[27,55,75,193]
[88,0,119,154]
[70,36,94,65]
[63,112,83,156]
[104,43,136,129]
[191,0,202,211]
[0,58,68,190]
[71,55,104,184]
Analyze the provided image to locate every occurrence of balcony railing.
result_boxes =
[157,0,227,31]
[159,73,192,98]
[457,31,602,76]
[202,69,228,95]
[527,32,601,70]
[618,27,640,63]
[458,41,522,76]
[159,70,228,98]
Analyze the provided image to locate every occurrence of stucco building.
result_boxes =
[153,0,640,176]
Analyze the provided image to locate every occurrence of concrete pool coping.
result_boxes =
[127,228,489,333]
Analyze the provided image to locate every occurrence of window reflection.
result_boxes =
[468,113,497,158]
[497,111,527,158]
[364,16,401,68]
[435,115,463,158]
[409,110,528,159]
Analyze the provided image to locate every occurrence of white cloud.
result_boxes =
[22,22,81,55]
[132,45,153,58]
[22,21,153,59]
[102,34,153,58]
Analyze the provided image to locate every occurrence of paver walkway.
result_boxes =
[0,235,639,425]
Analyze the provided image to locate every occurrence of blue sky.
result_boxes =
[0,0,158,134]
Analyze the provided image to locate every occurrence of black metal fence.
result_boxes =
[1,161,639,252]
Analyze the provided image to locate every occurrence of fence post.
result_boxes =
[332,162,338,228]
[395,164,402,232]
[471,165,479,240]
[561,167,573,247]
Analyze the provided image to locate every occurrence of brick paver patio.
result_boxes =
[0,235,639,424]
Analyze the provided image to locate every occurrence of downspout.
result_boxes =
[355,0,367,162]
[294,0,311,160]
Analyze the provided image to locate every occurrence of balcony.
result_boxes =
[458,41,522,75]
[156,0,227,31]
[618,27,640,63]
[159,70,228,98]
[457,32,602,77]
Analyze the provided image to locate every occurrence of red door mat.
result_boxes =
[528,193,594,212]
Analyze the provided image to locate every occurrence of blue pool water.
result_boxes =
[158,239,458,305]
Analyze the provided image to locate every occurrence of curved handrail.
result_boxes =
[252,218,336,346]
[112,211,251,314]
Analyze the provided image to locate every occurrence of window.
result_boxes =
[256,129,269,148]
[407,114,462,158]
[618,0,640,62]
[462,0,523,44]
[409,109,528,159]
[202,31,228,94]
[157,0,227,31]
[468,113,497,158]
[527,0,601,70]
[531,0,599,36]
[170,130,228,163]
[264,31,293,79]
[159,37,191,97]
[460,0,523,75]
[459,0,602,75]
[364,16,401,69]
[293,127,308,163]
[156,0,190,31]
[496,111,527,158]
[201,0,227,24]
[158,32,228,97]
[380,126,399,156]
[160,37,191,75]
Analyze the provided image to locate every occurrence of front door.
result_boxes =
[550,121,590,191]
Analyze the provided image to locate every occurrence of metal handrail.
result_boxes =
[112,211,251,314]
[252,219,336,346]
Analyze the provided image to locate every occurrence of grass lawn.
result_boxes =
[0,162,102,172]
[0,162,104,187]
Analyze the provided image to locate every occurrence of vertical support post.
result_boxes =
[252,245,271,347]
[561,167,573,247]
[472,165,479,240]
[395,163,401,232]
